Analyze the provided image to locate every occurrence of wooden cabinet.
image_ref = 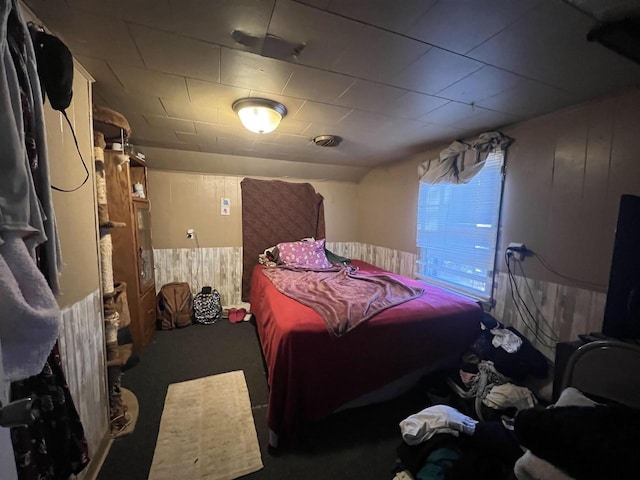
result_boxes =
[104,150,155,350]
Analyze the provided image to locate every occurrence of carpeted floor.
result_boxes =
[97,319,446,480]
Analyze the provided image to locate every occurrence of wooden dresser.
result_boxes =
[104,150,156,350]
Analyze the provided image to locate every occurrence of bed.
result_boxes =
[250,259,483,445]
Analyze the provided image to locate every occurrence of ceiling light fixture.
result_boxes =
[232,98,287,134]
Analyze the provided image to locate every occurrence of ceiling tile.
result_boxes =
[450,107,518,132]
[93,86,167,116]
[220,48,294,95]
[110,63,189,100]
[194,122,243,139]
[391,47,484,95]
[64,0,176,32]
[160,98,218,124]
[293,101,352,123]
[476,79,579,118]
[328,27,430,82]
[418,101,484,126]
[385,92,450,120]
[326,0,437,33]
[296,0,331,8]
[436,66,524,104]
[166,0,274,48]
[75,56,123,89]
[271,118,312,136]
[467,1,640,95]
[144,115,196,134]
[187,79,250,107]
[131,26,221,82]
[268,0,429,81]
[407,0,540,54]
[338,110,394,134]
[284,65,355,103]
[175,132,216,146]
[125,112,181,145]
[335,81,407,114]
[24,1,144,67]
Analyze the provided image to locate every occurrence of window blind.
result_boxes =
[416,151,504,300]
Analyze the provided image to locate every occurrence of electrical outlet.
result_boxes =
[186,228,194,239]
[506,242,527,261]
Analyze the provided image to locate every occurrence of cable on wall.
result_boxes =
[504,249,559,350]
[531,251,606,290]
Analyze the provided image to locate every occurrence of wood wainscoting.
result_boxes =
[58,290,109,478]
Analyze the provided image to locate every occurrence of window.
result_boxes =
[416,151,504,301]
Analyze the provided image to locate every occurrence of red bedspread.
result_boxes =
[250,260,482,441]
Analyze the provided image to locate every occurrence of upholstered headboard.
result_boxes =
[240,178,325,301]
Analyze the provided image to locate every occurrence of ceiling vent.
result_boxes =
[313,135,342,147]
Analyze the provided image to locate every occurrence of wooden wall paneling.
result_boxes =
[500,118,557,280]
[547,109,590,284]
[609,91,640,199]
[57,290,109,469]
[154,247,243,305]
[493,270,606,358]
[582,98,615,284]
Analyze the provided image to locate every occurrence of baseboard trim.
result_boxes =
[78,430,113,480]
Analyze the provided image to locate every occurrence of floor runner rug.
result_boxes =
[148,370,263,479]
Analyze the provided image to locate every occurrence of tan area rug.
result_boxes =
[148,371,263,480]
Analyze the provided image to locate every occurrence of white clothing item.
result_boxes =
[554,387,599,408]
[490,328,522,353]
[0,233,60,382]
[393,470,414,480]
[399,405,478,446]
[482,383,537,411]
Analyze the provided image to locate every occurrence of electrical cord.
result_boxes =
[51,110,89,192]
[531,251,606,289]
[192,230,201,292]
[504,251,559,349]
[514,256,562,343]
[506,251,559,345]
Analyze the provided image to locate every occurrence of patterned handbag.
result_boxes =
[193,286,222,325]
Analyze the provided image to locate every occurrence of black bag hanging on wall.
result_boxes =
[28,23,88,192]
[28,24,73,112]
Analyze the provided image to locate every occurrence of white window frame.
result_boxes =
[416,151,505,302]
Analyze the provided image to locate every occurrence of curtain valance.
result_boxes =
[418,131,514,185]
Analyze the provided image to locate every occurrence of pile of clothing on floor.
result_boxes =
[392,387,640,480]
[445,314,549,421]
[391,315,640,479]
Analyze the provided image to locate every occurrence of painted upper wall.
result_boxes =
[147,170,359,249]
[46,64,100,308]
[358,87,640,288]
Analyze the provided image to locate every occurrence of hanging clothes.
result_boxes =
[10,344,90,479]
[2,1,90,477]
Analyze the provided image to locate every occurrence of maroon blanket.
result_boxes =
[261,266,424,336]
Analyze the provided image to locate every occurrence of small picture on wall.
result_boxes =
[221,198,230,216]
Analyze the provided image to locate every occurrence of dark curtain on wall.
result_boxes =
[240,178,325,301]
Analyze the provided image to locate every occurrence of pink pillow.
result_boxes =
[277,239,332,270]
